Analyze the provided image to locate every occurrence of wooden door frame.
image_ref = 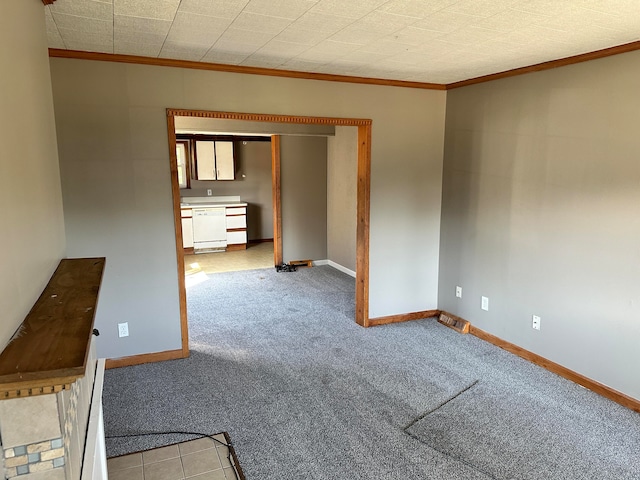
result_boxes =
[167,109,372,357]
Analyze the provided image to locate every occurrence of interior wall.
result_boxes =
[280,136,328,263]
[0,0,65,350]
[184,140,274,240]
[50,57,446,359]
[327,126,358,272]
[439,50,640,400]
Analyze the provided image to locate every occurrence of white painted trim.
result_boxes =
[327,260,356,278]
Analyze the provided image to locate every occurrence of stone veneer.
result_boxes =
[0,338,97,479]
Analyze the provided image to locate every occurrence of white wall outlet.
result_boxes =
[206,189,212,196]
[481,296,489,311]
[532,315,541,330]
[118,322,129,337]
[456,286,462,298]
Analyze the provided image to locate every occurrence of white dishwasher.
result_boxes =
[192,207,227,251]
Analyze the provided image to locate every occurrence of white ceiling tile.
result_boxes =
[294,40,361,62]
[336,49,392,64]
[115,42,163,57]
[311,0,386,19]
[49,0,112,20]
[178,0,250,19]
[411,10,482,33]
[215,28,276,47]
[51,13,112,34]
[444,0,521,19]
[257,40,309,56]
[208,40,261,56]
[114,0,180,21]
[377,0,458,18]
[472,9,550,33]
[159,42,210,61]
[438,26,502,46]
[241,54,287,68]
[58,27,112,44]
[229,12,293,34]
[279,58,326,71]
[201,50,250,65]
[114,30,165,45]
[275,27,330,45]
[359,39,414,55]
[244,0,317,21]
[388,26,446,46]
[114,15,172,35]
[166,12,230,45]
[290,11,355,34]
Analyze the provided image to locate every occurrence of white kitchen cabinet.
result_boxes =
[215,141,235,180]
[181,208,193,248]
[194,140,235,180]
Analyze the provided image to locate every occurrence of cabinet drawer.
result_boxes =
[226,207,246,216]
[226,215,246,229]
[227,230,247,245]
[181,208,192,218]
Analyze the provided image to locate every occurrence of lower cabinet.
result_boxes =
[181,205,247,251]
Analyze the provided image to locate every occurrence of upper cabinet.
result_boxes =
[194,140,235,181]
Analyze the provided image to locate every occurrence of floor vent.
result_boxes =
[438,312,470,334]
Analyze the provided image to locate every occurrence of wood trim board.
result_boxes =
[367,310,440,327]
[271,135,283,267]
[105,349,185,369]
[469,325,640,414]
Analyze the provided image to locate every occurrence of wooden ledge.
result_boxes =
[0,258,105,399]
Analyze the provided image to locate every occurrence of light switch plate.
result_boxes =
[481,296,489,311]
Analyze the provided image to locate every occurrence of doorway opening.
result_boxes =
[166,109,372,357]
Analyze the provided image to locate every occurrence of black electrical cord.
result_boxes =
[105,430,243,480]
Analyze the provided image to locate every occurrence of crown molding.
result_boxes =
[447,39,640,89]
[47,49,447,91]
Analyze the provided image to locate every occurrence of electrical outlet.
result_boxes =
[532,315,541,330]
[481,296,489,311]
[455,286,462,298]
[118,322,129,338]
[207,189,212,196]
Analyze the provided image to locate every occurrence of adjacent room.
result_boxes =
[2,1,640,479]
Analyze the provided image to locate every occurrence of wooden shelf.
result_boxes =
[0,258,105,399]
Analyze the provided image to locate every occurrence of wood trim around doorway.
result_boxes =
[167,109,372,354]
[271,135,283,267]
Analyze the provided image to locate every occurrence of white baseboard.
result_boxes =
[314,259,356,278]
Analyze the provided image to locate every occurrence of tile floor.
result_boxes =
[107,435,240,480]
[185,242,274,275]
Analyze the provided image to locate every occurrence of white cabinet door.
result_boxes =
[195,141,216,180]
[182,217,193,248]
[215,141,235,180]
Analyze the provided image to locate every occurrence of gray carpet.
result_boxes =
[103,266,640,479]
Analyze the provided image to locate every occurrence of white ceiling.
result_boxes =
[45,0,640,85]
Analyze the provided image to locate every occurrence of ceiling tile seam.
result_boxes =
[198,0,254,63]
[46,6,69,51]
[158,0,185,59]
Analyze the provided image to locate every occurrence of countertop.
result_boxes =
[180,201,247,208]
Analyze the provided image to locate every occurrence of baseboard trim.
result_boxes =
[312,259,329,266]
[105,349,186,369]
[468,325,640,413]
[327,260,356,278]
[368,309,440,327]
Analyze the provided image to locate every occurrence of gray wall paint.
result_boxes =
[327,126,358,272]
[439,50,640,400]
[185,141,274,240]
[0,1,66,349]
[280,136,328,263]
[50,57,445,359]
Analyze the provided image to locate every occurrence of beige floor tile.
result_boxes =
[178,437,216,456]
[185,242,274,274]
[143,444,180,465]
[108,453,143,471]
[186,469,228,480]
[143,457,184,480]
[108,465,144,480]
[181,449,223,477]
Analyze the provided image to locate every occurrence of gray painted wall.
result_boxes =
[185,140,274,240]
[0,1,66,349]
[280,136,328,263]
[327,126,358,272]
[50,58,446,359]
[439,50,640,400]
